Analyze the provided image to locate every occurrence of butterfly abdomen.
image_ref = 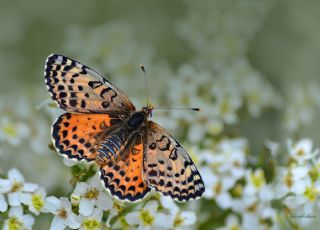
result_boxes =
[98,129,127,160]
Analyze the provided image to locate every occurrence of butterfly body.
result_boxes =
[45,54,205,202]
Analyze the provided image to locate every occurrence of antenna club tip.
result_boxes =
[140,64,145,72]
[193,108,201,112]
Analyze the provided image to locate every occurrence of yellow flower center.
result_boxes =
[58,208,68,219]
[247,202,257,212]
[8,217,23,230]
[82,218,101,230]
[296,148,304,156]
[230,183,243,198]
[214,181,222,195]
[220,98,231,114]
[11,181,22,192]
[230,224,241,230]
[113,201,124,212]
[140,210,154,226]
[308,167,319,182]
[173,214,184,228]
[3,124,17,137]
[119,216,129,228]
[250,170,265,189]
[304,186,318,202]
[259,217,272,227]
[32,194,44,211]
[284,172,293,188]
[84,188,99,200]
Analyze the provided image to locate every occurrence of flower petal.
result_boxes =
[0,194,8,212]
[66,212,81,229]
[79,198,95,216]
[21,214,35,229]
[126,211,140,225]
[23,182,39,192]
[180,211,196,226]
[8,168,24,183]
[0,179,11,193]
[8,192,21,206]
[9,206,23,217]
[97,192,113,211]
[144,200,158,215]
[45,196,61,214]
[73,182,88,196]
[50,216,66,230]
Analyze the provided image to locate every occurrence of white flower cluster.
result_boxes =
[0,168,42,229]
[284,83,320,134]
[197,137,320,229]
[122,196,196,230]
[275,139,320,227]
[197,138,276,229]
[0,168,197,229]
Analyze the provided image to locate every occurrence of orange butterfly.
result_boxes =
[45,54,205,202]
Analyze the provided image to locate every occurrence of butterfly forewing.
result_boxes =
[45,54,135,113]
[143,121,205,202]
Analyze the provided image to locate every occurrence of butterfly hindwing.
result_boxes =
[52,112,123,161]
[45,54,135,113]
[143,121,205,202]
[100,134,150,202]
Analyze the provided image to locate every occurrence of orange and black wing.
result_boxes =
[45,54,135,113]
[143,121,205,202]
[100,134,150,202]
[52,112,123,161]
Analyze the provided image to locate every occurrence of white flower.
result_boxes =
[0,193,8,212]
[244,169,266,196]
[274,166,312,198]
[3,206,34,230]
[45,196,81,230]
[216,214,241,230]
[200,166,235,209]
[0,168,38,206]
[0,117,30,146]
[71,174,113,216]
[105,199,125,227]
[63,157,78,167]
[288,139,319,164]
[21,187,47,215]
[159,196,197,230]
[126,200,162,230]
[78,208,103,230]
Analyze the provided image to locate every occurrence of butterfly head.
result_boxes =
[142,104,154,118]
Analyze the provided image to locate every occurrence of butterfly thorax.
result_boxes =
[127,111,147,130]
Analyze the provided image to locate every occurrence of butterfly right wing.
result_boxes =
[45,54,135,113]
[143,121,205,202]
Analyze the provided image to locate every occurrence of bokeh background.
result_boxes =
[1,0,320,229]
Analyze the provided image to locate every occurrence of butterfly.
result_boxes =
[44,54,205,202]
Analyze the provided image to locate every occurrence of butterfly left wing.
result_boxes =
[100,134,150,202]
[143,121,205,202]
[45,54,135,113]
[52,112,124,161]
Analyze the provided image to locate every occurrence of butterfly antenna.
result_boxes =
[153,107,201,112]
[140,64,149,107]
